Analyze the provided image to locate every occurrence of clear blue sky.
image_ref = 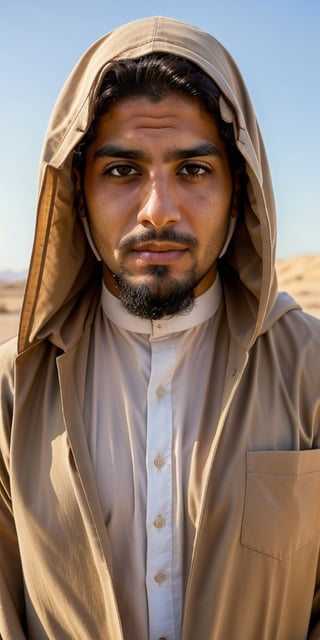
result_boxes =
[0,0,319,271]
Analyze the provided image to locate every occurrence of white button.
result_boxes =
[154,572,166,584]
[154,454,165,469]
[155,385,166,398]
[154,515,166,528]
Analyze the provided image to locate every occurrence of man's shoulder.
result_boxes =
[260,305,320,375]
[262,291,320,341]
[274,306,320,340]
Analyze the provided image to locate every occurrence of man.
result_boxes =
[0,16,320,640]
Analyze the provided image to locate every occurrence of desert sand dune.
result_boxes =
[276,254,320,319]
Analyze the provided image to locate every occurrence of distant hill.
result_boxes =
[0,269,28,282]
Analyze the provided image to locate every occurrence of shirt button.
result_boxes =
[154,454,165,469]
[154,572,166,584]
[155,385,166,398]
[154,515,166,528]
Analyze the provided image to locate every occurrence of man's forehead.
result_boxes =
[87,96,225,166]
[92,94,221,143]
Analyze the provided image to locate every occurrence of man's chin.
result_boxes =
[113,273,196,320]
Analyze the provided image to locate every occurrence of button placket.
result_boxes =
[146,339,176,640]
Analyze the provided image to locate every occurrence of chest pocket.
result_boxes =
[241,449,320,560]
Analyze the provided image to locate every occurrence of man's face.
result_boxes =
[82,93,234,318]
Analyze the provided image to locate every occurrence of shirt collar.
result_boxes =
[101,277,222,338]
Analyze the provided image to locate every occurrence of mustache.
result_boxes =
[118,228,198,251]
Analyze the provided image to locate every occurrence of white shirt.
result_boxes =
[83,278,225,640]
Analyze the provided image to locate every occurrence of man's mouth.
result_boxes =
[130,241,189,264]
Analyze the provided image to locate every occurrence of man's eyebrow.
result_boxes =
[93,144,152,162]
[93,142,222,162]
[164,142,222,162]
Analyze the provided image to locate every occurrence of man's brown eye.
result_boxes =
[187,165,201,175]
[180,164,207,176]
[106,164,139,177]
[116,165,134,176]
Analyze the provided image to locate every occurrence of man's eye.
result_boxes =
[179,163,208,176]
[105,165,139,177]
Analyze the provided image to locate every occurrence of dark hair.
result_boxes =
[73,54,243,172]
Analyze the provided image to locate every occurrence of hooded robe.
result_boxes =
[1,16,320,640]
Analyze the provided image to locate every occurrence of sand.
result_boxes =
[0,280,25,344]
[0,254,319,344]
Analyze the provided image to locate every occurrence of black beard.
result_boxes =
[112,265,197,319]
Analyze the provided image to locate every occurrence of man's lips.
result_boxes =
[129,241,189,264]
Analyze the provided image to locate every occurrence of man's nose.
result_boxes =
[136,180,181,228]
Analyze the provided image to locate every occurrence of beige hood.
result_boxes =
[18,16,297,353]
